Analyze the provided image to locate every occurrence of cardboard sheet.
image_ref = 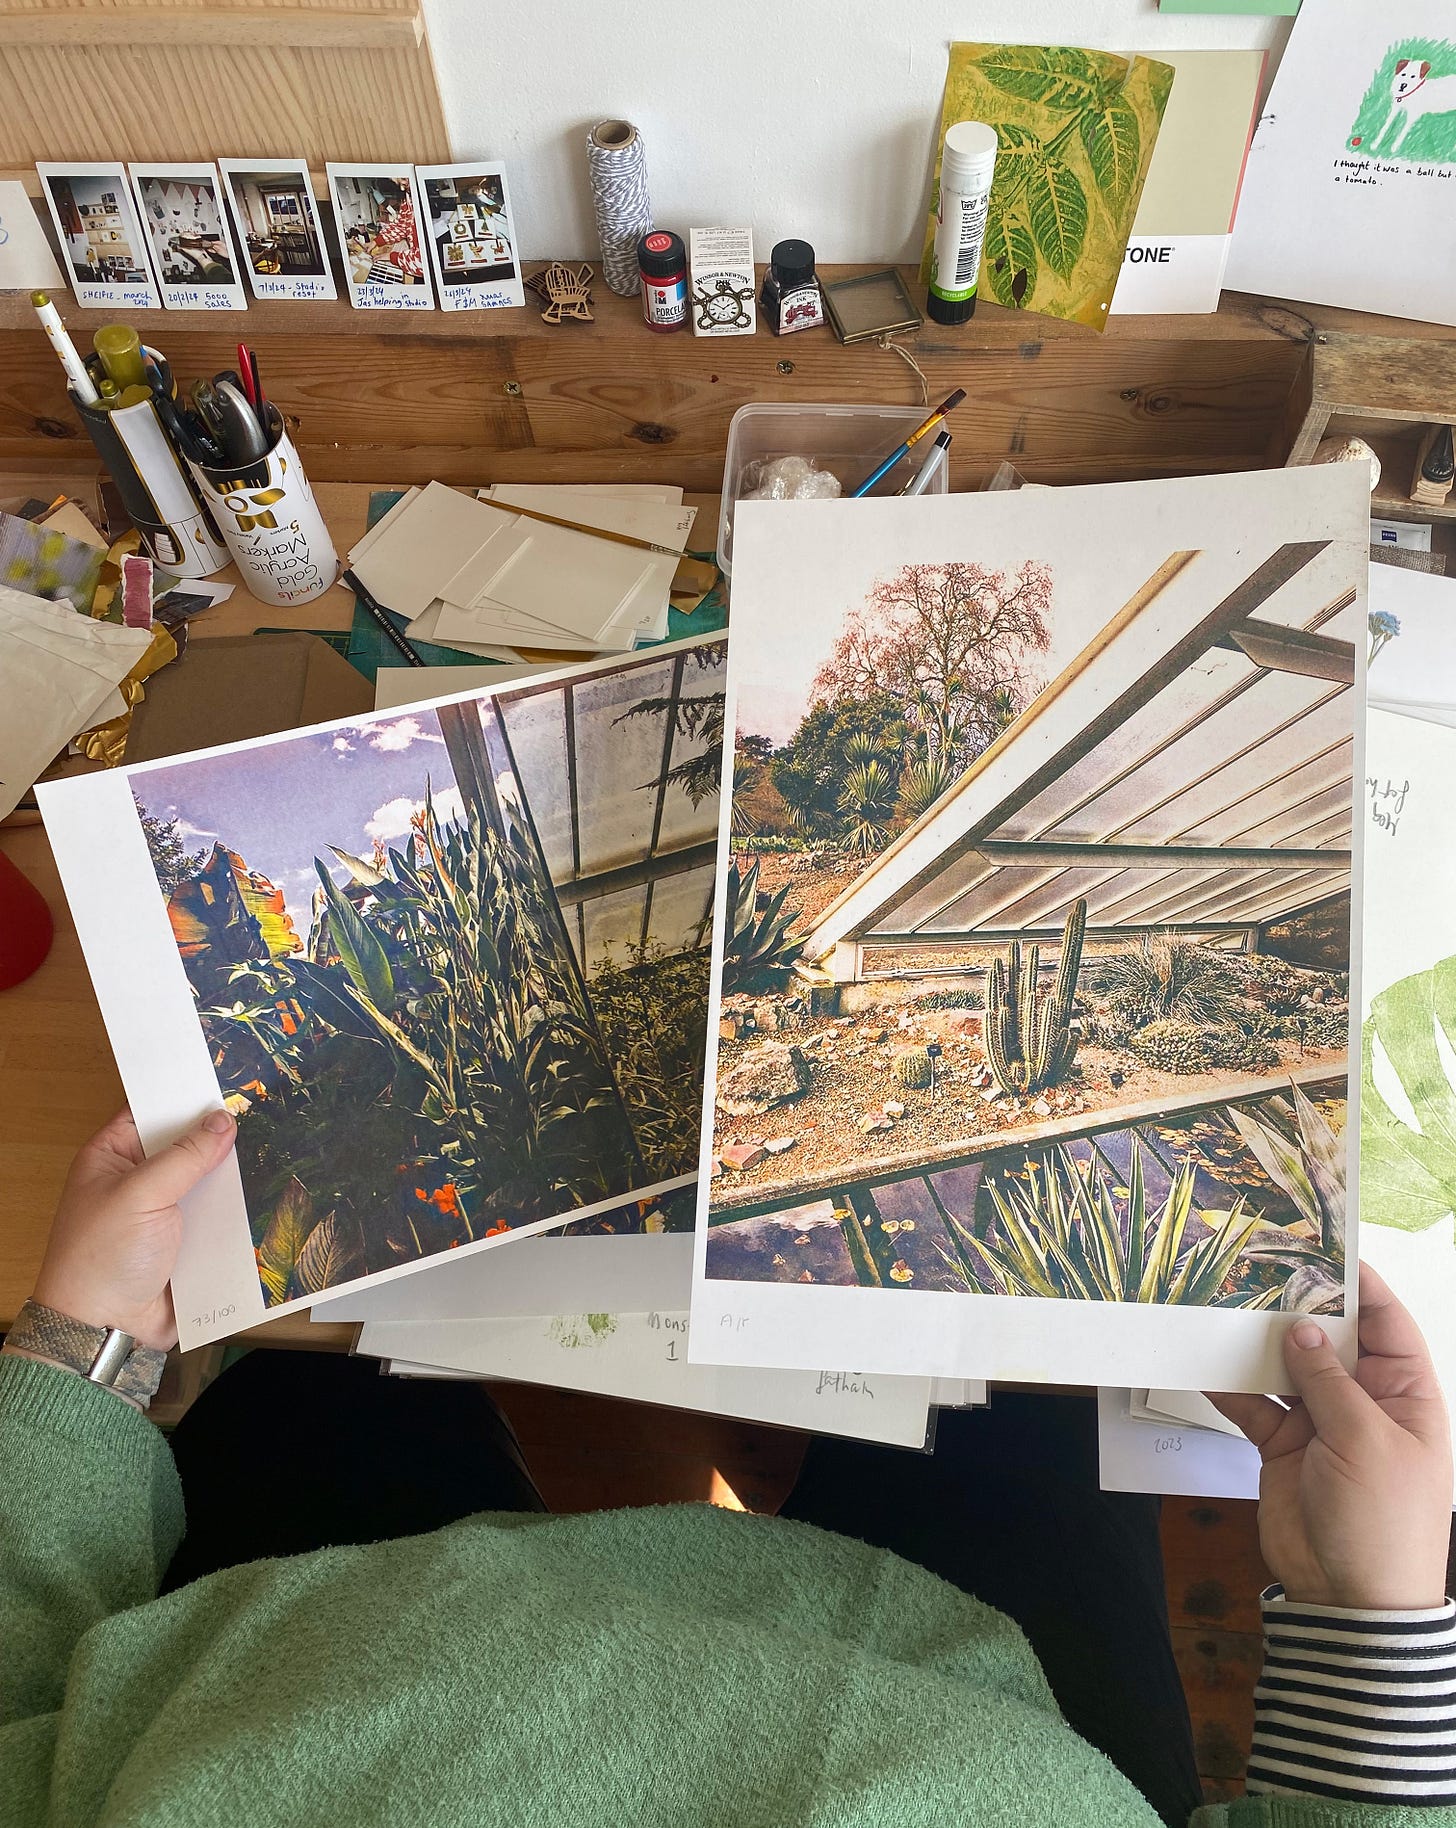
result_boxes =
[1111,50,1266,315]
[0,587,153,819]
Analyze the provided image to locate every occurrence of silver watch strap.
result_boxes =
[7,1299,168,1407]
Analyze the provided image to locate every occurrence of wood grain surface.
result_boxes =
[0,0,446,168]
[9,283,1448,494]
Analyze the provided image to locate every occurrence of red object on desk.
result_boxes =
[0,850,54,991]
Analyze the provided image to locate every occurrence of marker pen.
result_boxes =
[31,290,99,405]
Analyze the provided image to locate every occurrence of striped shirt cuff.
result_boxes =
[1249,1584,1456,1808]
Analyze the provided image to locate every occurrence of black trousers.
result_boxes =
[163,1357,1201,1826]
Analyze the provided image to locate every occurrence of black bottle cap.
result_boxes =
[928,291,977,326]
[770,239,816,288]
[637,230,686,278]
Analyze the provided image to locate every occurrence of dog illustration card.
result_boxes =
[1226,1,1456,324]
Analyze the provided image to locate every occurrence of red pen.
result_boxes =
[237,342,256,408]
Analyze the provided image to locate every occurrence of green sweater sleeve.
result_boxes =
[0,1352,183,1727]
[1195,1800,1456,1828]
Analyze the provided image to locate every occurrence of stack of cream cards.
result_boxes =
[346,481,696,655]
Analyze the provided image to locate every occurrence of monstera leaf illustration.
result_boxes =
[1361,958,1456,1237]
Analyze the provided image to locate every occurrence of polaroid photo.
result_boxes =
[219,158,338,302]
[39,637,724,1344]
[36,162,161,310]
[325,164,434,310]
[417,162,525,311]
[127,163,247,312]
[690,463,1371,1397]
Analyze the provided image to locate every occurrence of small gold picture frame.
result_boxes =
[822,268,924,345]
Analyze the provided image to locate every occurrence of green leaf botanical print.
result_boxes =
[921,43,1174,330]
[979,45,1104,113]
[983,210,1039,308]
[1361,957,1456,1237]
[1025,159,1088,280]
[1080,95,1142,207]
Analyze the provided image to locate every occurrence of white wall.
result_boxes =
[421,0,1293,264]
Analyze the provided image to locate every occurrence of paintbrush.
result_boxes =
[493,499,685,558]
[850,389,966,499]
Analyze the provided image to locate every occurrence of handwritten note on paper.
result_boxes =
[1366,774,1410,837]
[356,1310,935,1448]
[1097,1388,1259,1499]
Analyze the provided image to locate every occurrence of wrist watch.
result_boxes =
[4,1300,168,1409]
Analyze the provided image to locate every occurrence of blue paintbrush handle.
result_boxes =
[849,441,912,499]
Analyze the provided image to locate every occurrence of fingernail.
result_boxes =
[203,1110,235,1134]
[1292,1321,1325,1349]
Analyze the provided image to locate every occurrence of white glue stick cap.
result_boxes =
[941,120,999,191]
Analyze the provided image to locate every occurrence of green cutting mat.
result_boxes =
[347,489,728,685]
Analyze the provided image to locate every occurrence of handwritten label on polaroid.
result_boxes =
[355,282,432,310]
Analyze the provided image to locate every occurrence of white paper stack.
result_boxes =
[317,1230,985,1446]
[347,481,694,657]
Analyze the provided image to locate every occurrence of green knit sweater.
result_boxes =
[0,1353,1447,1828]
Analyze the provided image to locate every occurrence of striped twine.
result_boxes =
[586,119,652,297]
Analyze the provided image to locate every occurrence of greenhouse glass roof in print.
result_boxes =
[495,643,723,971]
[804,541,1358,965]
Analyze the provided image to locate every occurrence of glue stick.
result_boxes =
[928,121,998,325]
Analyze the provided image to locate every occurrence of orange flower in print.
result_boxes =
[413,1182,462,1218]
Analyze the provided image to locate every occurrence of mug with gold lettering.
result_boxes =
[186,409,338,607]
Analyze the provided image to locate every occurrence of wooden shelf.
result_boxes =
[4,271,1454,494]
[1,4,422,46]
[3,275,1454,349]
[1365,431,1456,525]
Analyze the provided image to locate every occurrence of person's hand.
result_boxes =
[1211,1264,1453,1611]
[30,1107,236,1353]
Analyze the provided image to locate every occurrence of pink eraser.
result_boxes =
[121,553,153,629]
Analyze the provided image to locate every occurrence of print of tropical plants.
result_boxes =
[1361,956,1456,1239]
[591,941,711,1180]
[925,44,1172,327]
[161,790,642,1304]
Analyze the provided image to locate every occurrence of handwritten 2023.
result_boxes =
[1367,774,1410,837]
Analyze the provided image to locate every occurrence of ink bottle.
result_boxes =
[760,239,825,335]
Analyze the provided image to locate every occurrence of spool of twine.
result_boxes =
[587,119,652,297]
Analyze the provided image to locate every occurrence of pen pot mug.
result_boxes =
[71,389,230,578]
[186,408,339,607]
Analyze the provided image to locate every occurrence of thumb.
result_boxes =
[125,1110,236,1210]
[1284,1320,1370,1452]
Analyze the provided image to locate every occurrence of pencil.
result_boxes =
[850,388,967,499]
[343,569,427,667]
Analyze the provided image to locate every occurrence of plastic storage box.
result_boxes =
[717,401,952,577]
